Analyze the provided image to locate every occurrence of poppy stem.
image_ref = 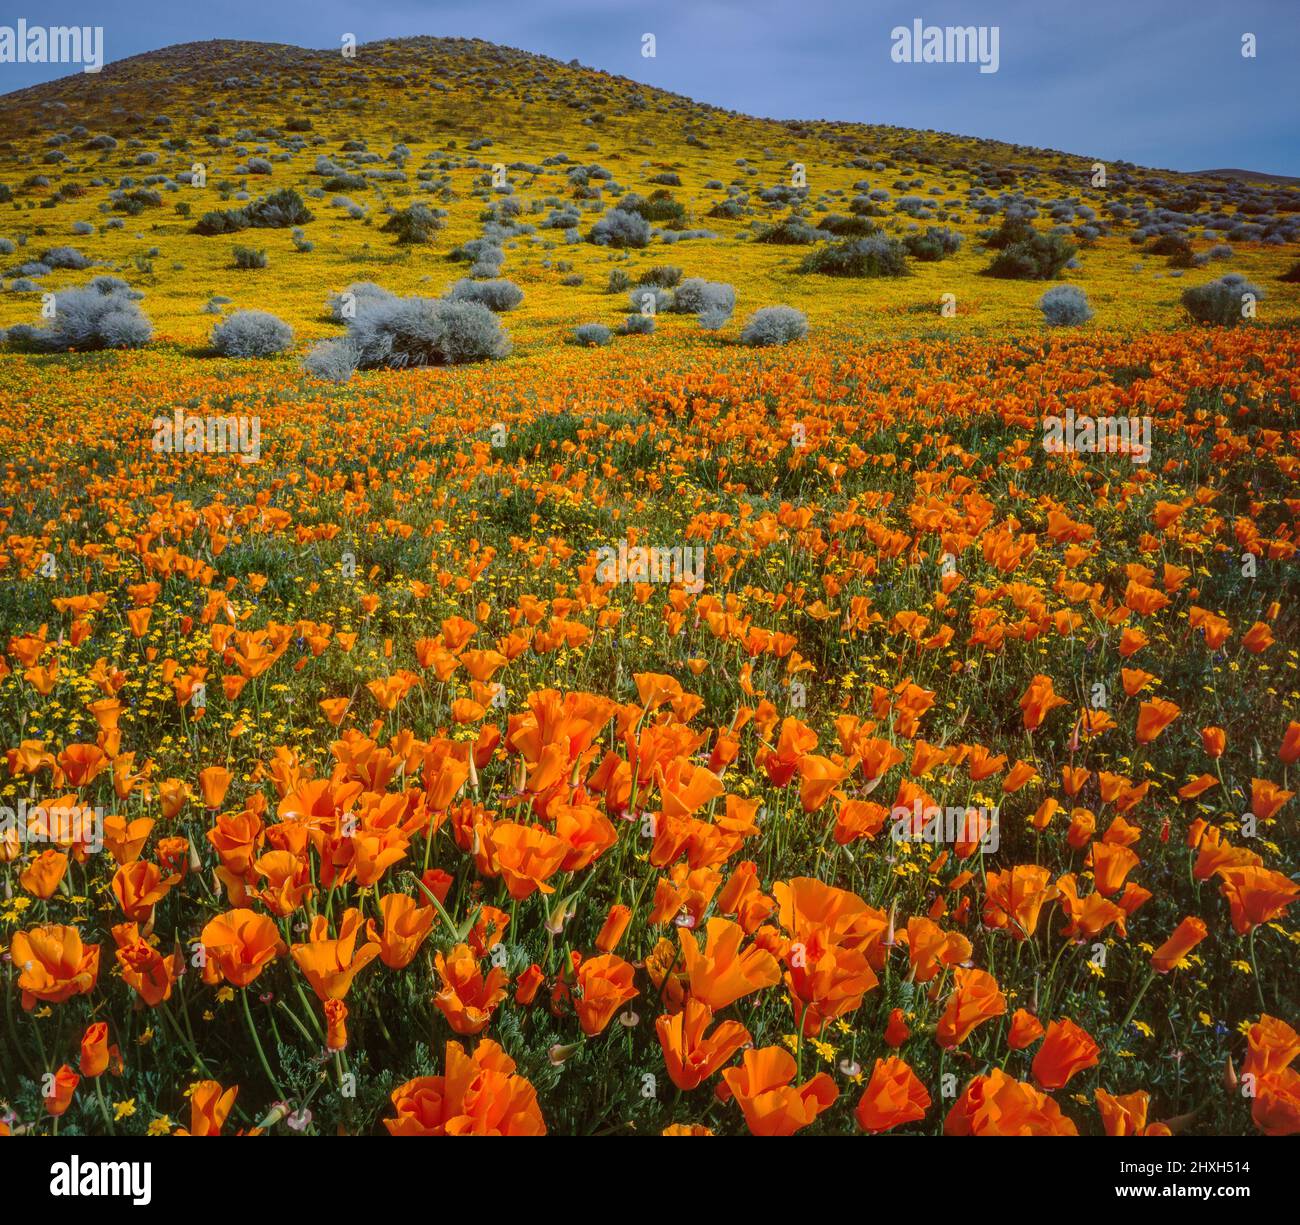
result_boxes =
[1114,969,1157,1045]
[276,999,316,1045]
[1247,928,1266,1014]
[242,987,287,1101]
[94,1076,116,1136]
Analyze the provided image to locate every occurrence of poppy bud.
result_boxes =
[79,1022,110,1078]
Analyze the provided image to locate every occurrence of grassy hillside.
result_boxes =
[0,36,1297,346]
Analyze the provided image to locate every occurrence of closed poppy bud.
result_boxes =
[158,778,191,819]
[1201,726,1226,759]
[595,903,632,953]
[1095,1088,1152,1136]
[80,1021,110,1077]
[1151,916,1208,973]
[1223,1055,1238,1095]
[515,963,545,1006]
[884,1007,910,1048]
[156,836,190,877]
[324,999,348,1052]
[1066,808,1095,850]
[1007,1008,1045,1050]
[198,765,233,809]
[44,1064,80,1116]
[575,953,638,1036]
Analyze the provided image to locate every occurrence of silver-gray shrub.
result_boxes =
[589,207,651,248]
[672,279,735,321]
[210,309,293,357]
[328,281,395,321]
[739,306,808,347]
[1037,285,1093,326]
[1181,274,1263,326]
[445,279,523,312]
[41,246,92,270]
[627,286,673,315]
[303,338,360,383]
[5,278,152,351]
[339,297,511,369]
[573,323,612,346]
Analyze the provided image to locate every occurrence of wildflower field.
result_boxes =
[0,34,1298,1141]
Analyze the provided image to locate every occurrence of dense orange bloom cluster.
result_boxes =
[0,325,1296,1136]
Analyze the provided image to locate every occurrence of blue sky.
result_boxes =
[2,0,1297,175]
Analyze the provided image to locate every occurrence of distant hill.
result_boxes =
[0,36,1296,343]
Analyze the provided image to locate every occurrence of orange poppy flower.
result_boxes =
[678,917,781,1011]
[198,765,233,809]
[720,1046,837,1137]
[384,1040,546,1136]
[935,967,1006,1048]
[1241,1015,1300,1085]
[175,1081,239,1136]
[367,892,435,970]
[1201,726,1226,758]
[325,998,348,1052]
[200,908,285,988]
[19,849,68,899]
[656,998,751,1090]
[1215,866,1300,934]
[595,903,632,953]
[12,924,100,1009]
[44,1065,80,1117]
[784,928,879,1036]
[575,953,638,1036]
[291,908,382,1001]
[854,1056,930,1133]
[1250,778,1294,823]
[112,922,178,1007]
[1018,674,1069,731]
[1135,697,1180,745]
[112,859,181,922]
[488,821,568,899]
[433,943,509,1035]
[1007,1008,1045,1050]
[983,865,1055,939]
[1095,1088,1160,1136]
[945,1068,1077,1135]
[1151,916,1208,973]
[1032,1018,1100,1090]
[80,1021,111,1078]
[884,1007,911,1047]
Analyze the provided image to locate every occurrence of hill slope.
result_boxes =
[0,35,1297,345]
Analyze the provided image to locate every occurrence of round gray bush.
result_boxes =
[626,286,672,315]
[589,208,651,248]
[445,278,523,312]
[327,281,394,322]
[303,338,360,383]
[672,279,736,320]
[1181,274,1263,326]
[211,309,293,357]
[1038,285,1093,326]
[573,323,612,347]
[5,278,151,351]
[344,297,511,368]
[739,306,808,347]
